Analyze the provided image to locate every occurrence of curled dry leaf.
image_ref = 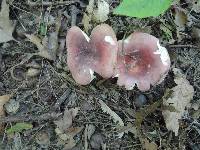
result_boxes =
[56,126,84,150]
[25,34,53,60]
[174,8,188,41]
[141,138,158,150]
[0,0,15,43]
[0,94,11,132]
[54,107,81,150]
[54,107,79,133]
[24,13,60,60]
[162,68,194,136]
[99,100,124,138]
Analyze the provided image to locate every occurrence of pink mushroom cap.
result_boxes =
[114,32,171,91]
[66,24,118,85]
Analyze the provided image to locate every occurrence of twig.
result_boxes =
[27,0,76,6]
[168,44,199,49]
[0,112,62,123]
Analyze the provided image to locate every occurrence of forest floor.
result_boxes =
[0,0,200,150]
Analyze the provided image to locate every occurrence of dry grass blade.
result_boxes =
[0,0,15,43]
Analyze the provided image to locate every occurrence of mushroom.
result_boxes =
[114,32,170,91]
[66,24,118,85]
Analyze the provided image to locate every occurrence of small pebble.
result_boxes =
[90,133,105,149]
[5,99,20,114]
[135,94,147,107]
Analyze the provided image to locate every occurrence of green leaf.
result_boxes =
[39,22,47,36]
[113,0,172,18]
[6,123,33,134]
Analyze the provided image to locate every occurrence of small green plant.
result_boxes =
[6,122,33,134]
[114,0,173,18]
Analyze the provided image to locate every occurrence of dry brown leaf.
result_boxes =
[24,34,54,60]
[56,126,84,150]
[0,0,15,43]
[54,107,79,133]
[174,9,187,41]
[162,68,194,136]
[142,138,158,150]
[0,94,12,132]
[24,14,60,61]
[115,123,137,137]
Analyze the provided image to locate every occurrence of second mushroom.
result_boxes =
[114,32,171,91]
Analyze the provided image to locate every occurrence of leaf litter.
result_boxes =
[162,68,194,136]
[0,0,15,43]
[0,0,200,149]
[0,94,12,132]
[54,107,83,149]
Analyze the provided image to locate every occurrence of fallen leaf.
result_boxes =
[191,27,200,39]
[56,126,84,150]
[24,34,54,60]
[162,68,194,136]
[174,9,187,31]
[174,8,187,41]
[94,0,109,22]
[0,0,15,43]
[35,131,50,147]
[115,123,137,137]
[142,138,158,150]
[99,100,124,138]
[0,94,11,132]
[24,15,60,61]
[54,107,79,133]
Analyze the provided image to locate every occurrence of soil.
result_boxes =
[0,0,200,150]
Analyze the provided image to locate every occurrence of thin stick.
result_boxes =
[0,112,62,123]
[168,44,199,49]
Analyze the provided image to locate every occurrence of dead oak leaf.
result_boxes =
[24,34,55,60]
[56,126,84,150]
[0,0,15,43]
[162,68,194,136]
[142,138,158,150]
[54,107,79,133]
[0,94,12,132]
